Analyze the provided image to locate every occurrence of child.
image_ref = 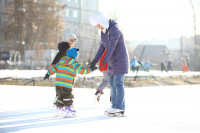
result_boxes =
[44,48,96,118]
[94,49,109,102]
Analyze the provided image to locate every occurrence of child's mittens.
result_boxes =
[43,73,50,80]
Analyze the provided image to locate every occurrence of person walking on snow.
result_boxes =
[167,60,173,72]
[161,61,167,72]
[89,12,129,114]
[44,48,96,118]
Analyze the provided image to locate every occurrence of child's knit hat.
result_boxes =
[67,48,79,59]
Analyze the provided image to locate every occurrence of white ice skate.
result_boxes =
[104,107,115,114]
[64,105,77,118]
[106,108,125,117]
[55,107,65,117]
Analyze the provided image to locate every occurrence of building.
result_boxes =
[56,0,100,65]
[0,0,100,69]
[0,0,9,51]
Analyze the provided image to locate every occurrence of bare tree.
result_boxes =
[3,0,66,56]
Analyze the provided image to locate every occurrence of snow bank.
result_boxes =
[0,70,200,79]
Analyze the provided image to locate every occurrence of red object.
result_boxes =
[99,50,108,72]
[182,62,188,72]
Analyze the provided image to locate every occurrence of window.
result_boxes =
[73,10,78,18]
[67,0,71,2]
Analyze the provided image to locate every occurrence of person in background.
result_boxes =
[130,56,138,71]
[50,33,77,68]
[185,56,190,71]
[89,12,129,115]
[161,61,167,72]
[167,60,173,72]
[144,59,152,71]
[182,57,188,72]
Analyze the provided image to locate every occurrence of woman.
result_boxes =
[90,12,129,114]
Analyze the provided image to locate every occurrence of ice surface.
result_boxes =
[0,84,200,133]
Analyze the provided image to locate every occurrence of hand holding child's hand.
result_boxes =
[90,66,97,71]
[89,60,97,68]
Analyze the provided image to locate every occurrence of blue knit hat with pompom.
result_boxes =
[67,48,79,59]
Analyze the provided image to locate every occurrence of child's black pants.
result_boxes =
[55,86,74,107]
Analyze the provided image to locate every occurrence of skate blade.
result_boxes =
[63,115,77,118]
[105,112,126,117]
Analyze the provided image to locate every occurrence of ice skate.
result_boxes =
[64,105,77,118]
[55,107,65,117]
[104,107,114,115]
[106,108,125,117]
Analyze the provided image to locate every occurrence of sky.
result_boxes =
[99,0,195,41]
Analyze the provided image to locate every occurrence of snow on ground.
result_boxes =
[1,70,200,79]
[0,84,200,133]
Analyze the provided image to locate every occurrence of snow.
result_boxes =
[0,84,200,133]
[1,70,200,79]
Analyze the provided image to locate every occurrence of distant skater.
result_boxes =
[161,62,167,72]
[167,60,173,72]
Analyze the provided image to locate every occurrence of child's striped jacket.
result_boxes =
[48,56,91,89]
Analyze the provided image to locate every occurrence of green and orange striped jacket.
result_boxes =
[48,56,91,89]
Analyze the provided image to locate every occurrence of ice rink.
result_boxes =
[0,84,200,133]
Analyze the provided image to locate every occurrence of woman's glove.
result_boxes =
[90,66,97,71]
[89,60,97,68]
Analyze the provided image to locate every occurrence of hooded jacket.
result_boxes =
[48,56,91,89]
[94,20,129,76]
[51,42,70,65]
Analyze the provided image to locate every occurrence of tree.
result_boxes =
[3,0,66,56]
